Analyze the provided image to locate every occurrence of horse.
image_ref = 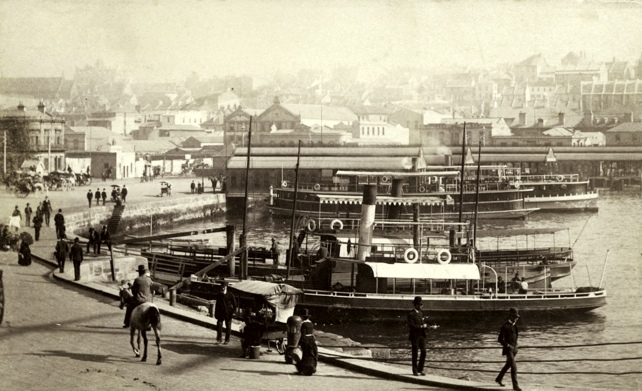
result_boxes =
[129,303,162,365]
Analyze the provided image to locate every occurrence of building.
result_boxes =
[580,80,642,112]
[604,122,642,146]
[87,109,140,135]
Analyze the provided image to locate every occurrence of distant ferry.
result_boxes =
[519,173,598,212]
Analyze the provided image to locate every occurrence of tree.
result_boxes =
[0,118,33,175]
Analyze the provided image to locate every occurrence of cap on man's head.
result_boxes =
[509,307,520,318]
[58,209,62,212]
[413,296,423,306]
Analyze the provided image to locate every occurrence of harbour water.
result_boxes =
[152,190,642,390]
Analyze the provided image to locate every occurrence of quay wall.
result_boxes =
[64,193,226,235]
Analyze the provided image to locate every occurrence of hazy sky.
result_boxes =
[1,0,642,82]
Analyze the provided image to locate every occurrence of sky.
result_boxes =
[1,0,642,83]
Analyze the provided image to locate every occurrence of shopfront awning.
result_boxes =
[365,262,480,280]
[318,194,444,206]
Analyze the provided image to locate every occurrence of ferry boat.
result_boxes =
[519,173,599,212]
[268,166,538,221]
[296,217,606,322]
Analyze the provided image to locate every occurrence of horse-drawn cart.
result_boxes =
[160,181,172,197]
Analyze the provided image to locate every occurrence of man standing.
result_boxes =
[86,227,97,255]
[121,185,128,202]
[55,235,69,273]
[99,225,111,254]
[496,308,521,391]
[24,203,32,227]
[54,209,65,239]
[95,188,101,205]
[87,189,93,208]
[123,265,153,328]
[101,188,107,205]
[70,237,84,281]
[190,180,195,194]
[11,205,22,229]
[408,296,427,376]
[42,196,52,227]
[32,210,43,241]
[214,281,237,344]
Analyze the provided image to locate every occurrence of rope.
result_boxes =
[572,214,592,248]
[342,356,642,363]
[319,340,642,350]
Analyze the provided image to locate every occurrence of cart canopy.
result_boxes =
[230,280,302,323]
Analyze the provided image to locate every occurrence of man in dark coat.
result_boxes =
[55,235,69,273]
[24,203,32,227]
[496,308,521,390]
[95,188,101,205]
[190,180,195,194]
[101,188,107,205]
[70,237,84,281]
[408,296,427,376]
[32,211,43,241]
[54,209,65,239]
[123,265,153,328]
[42,196,52,227]
[99,225,111,254]
[295,309,318,376]
[121,185,128,202]
[86,189,93,208]
[86,227,98,255]
[215,281,237,344]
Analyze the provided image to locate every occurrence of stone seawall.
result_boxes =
[64,193,226,235]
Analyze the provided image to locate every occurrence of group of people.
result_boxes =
[54,236,85,281]
[190,180,207,194]
[85,225,112,255]
[408,296,522,390]
[86,186,129,208]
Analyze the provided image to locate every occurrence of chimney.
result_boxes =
[17,101,25,111]
[624,112,633,122]
[584,110,594,126]
[558,112,565,125]
[537,118,544,127]
[519,112,526,126]
[38,101,45,113]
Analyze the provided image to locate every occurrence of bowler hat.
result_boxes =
[220,281,228,287]
[509,307,520,318]
[137,264,147,274]
[413,296,423,305]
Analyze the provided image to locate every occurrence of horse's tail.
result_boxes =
[151,306,162,331]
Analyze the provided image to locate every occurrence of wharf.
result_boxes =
[2,177,569,390]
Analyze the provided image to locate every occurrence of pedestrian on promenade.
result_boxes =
[54,209,65,239]
[24,203,32,227]
[121,185,128,202]
[32,210,43,241]
[212,176,218,193]
[496,307,521,390]
[10,205,22,230]
[86,227,98,255]
[214,281,237,344]
[42,196,52,227]
[295,309,318,376]
[70,237,84,281]
[18,237,32,266]
[55,235,69,273]
[408,296,427,376]
[87,189,93,208]
[95,188,101,205]
[190,180,195,194]
[101,188,107,205]
[99,225,111,254]
[123,265,153,328]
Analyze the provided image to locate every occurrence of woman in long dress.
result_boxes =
[18,240,31,266]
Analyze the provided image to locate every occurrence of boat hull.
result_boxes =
[525,192,599,212]
[299,289,606,321]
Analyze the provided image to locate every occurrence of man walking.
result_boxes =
[42,196,52,227]
[496,308,521,391]
[95,188,101,205]
[214,281,237,344]
[86,227,98,255]
[87,189,93,208]
[101,188,107,205]
[55,235,69,273]
[54,209,65,239]
[32,210,43,241]
[121,185,128,202]
[24,203,32,227]
[99,225,111,254]
[408,296,427,376]
[70,237,84,281]
[190,180,195,194]
[123,265,153,328]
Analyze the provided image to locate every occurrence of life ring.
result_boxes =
[281,181,288,188]
[513,180,521,189]
[313,183,321,191]
[330,219,343,231]
[436,249,452,265]
[418,185,426,193]
[381,176,391,183]
[556,175,564,182]
[307,219,317,232]
[404,248,419,264]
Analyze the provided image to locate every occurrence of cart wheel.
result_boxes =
[276,338,286,355]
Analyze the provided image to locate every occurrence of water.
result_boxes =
[152,191,642,390]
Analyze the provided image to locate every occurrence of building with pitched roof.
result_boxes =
[604,122,642,146]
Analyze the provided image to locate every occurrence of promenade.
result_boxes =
[1,177,563,390]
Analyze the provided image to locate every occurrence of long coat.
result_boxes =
[214,290,237,321]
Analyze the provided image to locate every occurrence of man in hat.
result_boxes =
[42,196,52,226]
[496,308,521,391]
[86,189,93,208]
[54,234,69,273]
[24,203,32,227]
[214,281,237,344]
[101,188,107,205]
[70,237,84,281]
[54,209,65,239]
[123,264,153,328]
[408,296,427,376]
[95,188,101,205]
[121,184,128,202]
[295,309,318,376]
[99,225,111,254]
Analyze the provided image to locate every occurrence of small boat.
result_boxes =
[519,173,598,212]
